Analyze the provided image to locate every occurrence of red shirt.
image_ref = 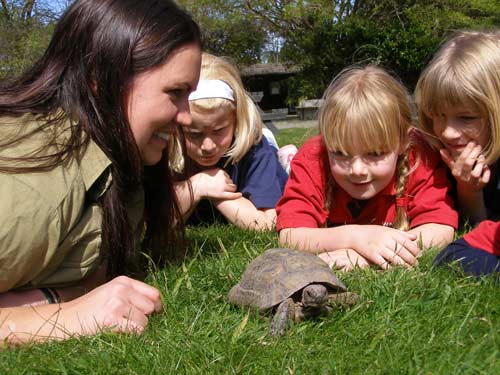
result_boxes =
[463,221,500,256]
[276,135,458,231]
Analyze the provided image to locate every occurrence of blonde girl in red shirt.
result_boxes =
[277,65,458,271]
[415,30,500,276]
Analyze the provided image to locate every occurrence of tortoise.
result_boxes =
[228,248,359,336]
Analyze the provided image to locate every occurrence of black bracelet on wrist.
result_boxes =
[39,287,61,304]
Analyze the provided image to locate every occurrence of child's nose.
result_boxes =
[440,121,462,140]
[350,157,367,175]
[201,137,216,152]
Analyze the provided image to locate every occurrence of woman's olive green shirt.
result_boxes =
[0,114,144,292]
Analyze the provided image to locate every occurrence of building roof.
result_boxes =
[240,62,301,77]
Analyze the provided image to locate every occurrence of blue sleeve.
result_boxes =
[229,138,288,209]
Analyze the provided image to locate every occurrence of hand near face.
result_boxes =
[193,168,242,201]
[440,142,491,192]
[350,225,420,270]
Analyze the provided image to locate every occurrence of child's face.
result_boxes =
[328,148,400,200]
[124,43,201,166]
[431,103,489,159]
[184,106,235,167]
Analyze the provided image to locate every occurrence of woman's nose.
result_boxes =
[176,99,192,127]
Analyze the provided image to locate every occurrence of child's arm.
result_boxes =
[409,223,455,249]
[440,143,490,223]
[214,197,276,230]
[279,225,419,269]
[174,168,242,220]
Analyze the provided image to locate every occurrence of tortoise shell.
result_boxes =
[228,248,347,310]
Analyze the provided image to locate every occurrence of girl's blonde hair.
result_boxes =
[171,53,262,172]
[319,65,413,230]
[415,30,500,164]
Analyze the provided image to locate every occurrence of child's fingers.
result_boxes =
[462,145,483,170]
[481,165,491,185]
[221,191,242,200]
[388,231,419,257]
[392,245,418,266]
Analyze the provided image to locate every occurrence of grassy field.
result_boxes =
[1,127,499,374]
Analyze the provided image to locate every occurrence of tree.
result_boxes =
[245,0,500,103]
[0,0,62,79]
[179,0,267,64]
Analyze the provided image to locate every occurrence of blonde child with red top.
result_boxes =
[415,31,500,277]
[276,65,458,271]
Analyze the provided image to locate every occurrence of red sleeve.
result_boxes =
[463,220,500,255]
[406,140,459,229]
[276,136,329,230]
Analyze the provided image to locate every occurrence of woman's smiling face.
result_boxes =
[124,43,201,166]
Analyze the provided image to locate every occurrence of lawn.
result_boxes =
[1,127,499,375]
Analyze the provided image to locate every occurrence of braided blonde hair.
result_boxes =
[319,65,413,229]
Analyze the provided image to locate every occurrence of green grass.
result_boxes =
[1,128,499,374]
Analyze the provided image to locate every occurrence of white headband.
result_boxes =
[189,79,235,102]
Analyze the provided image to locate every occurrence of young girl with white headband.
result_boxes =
[172,53,288,230]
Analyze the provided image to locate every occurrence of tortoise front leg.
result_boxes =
[270,298,295,337]
[328,291,360,308]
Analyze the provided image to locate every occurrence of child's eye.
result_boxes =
[330,150,349,158]
[459,116,478,122]
[213,127,227,134]
[367,151,386,157]
[185,132,203,139]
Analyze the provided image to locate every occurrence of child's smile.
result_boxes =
[328,150,399,200]
[431,104,489,159]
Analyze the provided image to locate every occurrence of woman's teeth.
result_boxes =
[156,131,169,141]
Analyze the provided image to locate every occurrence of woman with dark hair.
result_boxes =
[0,0,201,345]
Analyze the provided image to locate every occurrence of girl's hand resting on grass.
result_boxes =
[192,168,242,201]
[351,225,420,270]
[63,276,162,335]
[318,249,370,271]
[440,142,491,192]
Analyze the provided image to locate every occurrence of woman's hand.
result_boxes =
[351,225,420,270]
[192,168,242,201]
[0,276,163,346]
[440,142,491,192]
[318,249,370,271]
[63,276,162,334]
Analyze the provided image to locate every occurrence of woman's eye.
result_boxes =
[168,89,183,100]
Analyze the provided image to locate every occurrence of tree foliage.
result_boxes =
[1,0,498,104]
[0,0,63,80]
[178,0,267,64]
[245,0,500,103]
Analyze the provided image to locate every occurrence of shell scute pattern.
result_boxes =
[228,248,347,310]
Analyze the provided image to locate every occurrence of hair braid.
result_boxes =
[393,151,410,231]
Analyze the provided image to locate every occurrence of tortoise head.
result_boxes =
[301,284,329,308]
